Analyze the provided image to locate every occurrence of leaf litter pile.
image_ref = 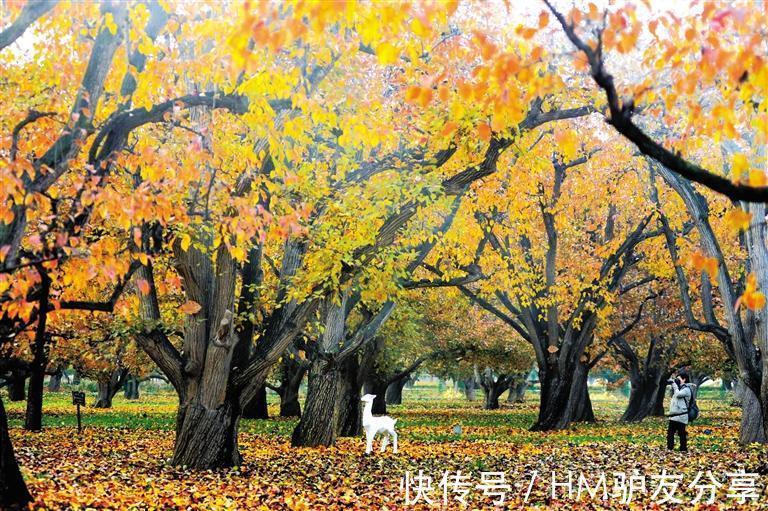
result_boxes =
[8,397,768,510]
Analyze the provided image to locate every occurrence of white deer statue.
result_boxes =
[361,394,398,454]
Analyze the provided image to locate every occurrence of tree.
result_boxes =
[546,0,768,441]
[420,290,533,410]
[416,138,661,429]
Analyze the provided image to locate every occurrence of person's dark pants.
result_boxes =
[667,420,688,451]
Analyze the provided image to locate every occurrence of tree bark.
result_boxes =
[291,359,342,447]
[337,357,363,437]
[385,376,408,405]
[0,396,31,509]
[47,366,63,392]
[463,377,477,401]
[24,365,44,430]
[24,271,50,431]
[483,384,504,410]
[276,357,305,418]
[7,373,25,402]
[93,368,128,408]
[651,377,668,417]
[94,379,114,408]
[172,397,241,467]
[622,377,662,422]
[740,384,767,444]
[241,384,268,420]
[478,368,509,410]
[532,360,594,429]
[507,375,528,403]
[123,375,140,400]
[571,365,595,422]
[364,379,389,415]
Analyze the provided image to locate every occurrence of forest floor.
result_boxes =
[6,385,768,510]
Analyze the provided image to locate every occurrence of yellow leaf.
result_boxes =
[749,170,766,187]
[731,153,749,179]
[724,208,752,233]
[104,12,118,36]
[376,42,398,65]
[180,234,192,252]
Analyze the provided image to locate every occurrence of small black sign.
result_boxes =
[72,391,85,406]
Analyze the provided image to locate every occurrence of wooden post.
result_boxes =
[72,391,85,433]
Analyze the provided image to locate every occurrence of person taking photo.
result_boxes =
[666,370,695,452]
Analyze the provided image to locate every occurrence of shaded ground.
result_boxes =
[6,388,768,510]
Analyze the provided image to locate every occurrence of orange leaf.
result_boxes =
[477,122,491,142]
[136,279,150,295]
[180,300,202,315]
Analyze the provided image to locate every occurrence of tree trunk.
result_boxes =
[507,376,527,403]
[291,359,342,447]
[463,377,476,401]
[241,384,268,419]
[123,375,140,400]
[732,379,745,407]
[278,358,305,418]
[94,379,115,408]
[0,396,31,509]
[280,381,302,418]
[47,365,63,392]
[7,373,25,402]
[24,364,44,430]
[71,369,81,386]
[337,357,362,437]
[93,368,128,408]
[478,369,508,410]
[385,376,408,405]
[740,384,767,444]
[622,377,659,422]
[25,274,50,431]
[532,360,593,430]
[364,379,389,415]
[571,368,595,422]
[483,384,504,410]
[172,397,241,467]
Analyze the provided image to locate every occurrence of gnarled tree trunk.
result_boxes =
[385,376,408,405]
[93,368,128,408]
[7,372,25,402]
[337,356,362,437]
[463,376,477,401]
[47,365,64,392]
[0,396,31,509]
[241,384,268,420]
[291,359,342,447]
[172,397,241,467]
[478,368,511,411]
[533,359,594,430]
[740,384,766,444]
[506,373,528,403]
[123,375,140,400]
[277,356,306,418]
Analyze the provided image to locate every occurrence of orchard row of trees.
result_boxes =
[1,0,766,507]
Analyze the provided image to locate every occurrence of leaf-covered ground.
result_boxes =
[7,388,768,510]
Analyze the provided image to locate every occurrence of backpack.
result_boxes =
[683,385,699,422]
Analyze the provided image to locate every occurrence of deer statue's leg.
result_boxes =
[391,431,398,453]
[365,431,374,454]
[380,434,389,452]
